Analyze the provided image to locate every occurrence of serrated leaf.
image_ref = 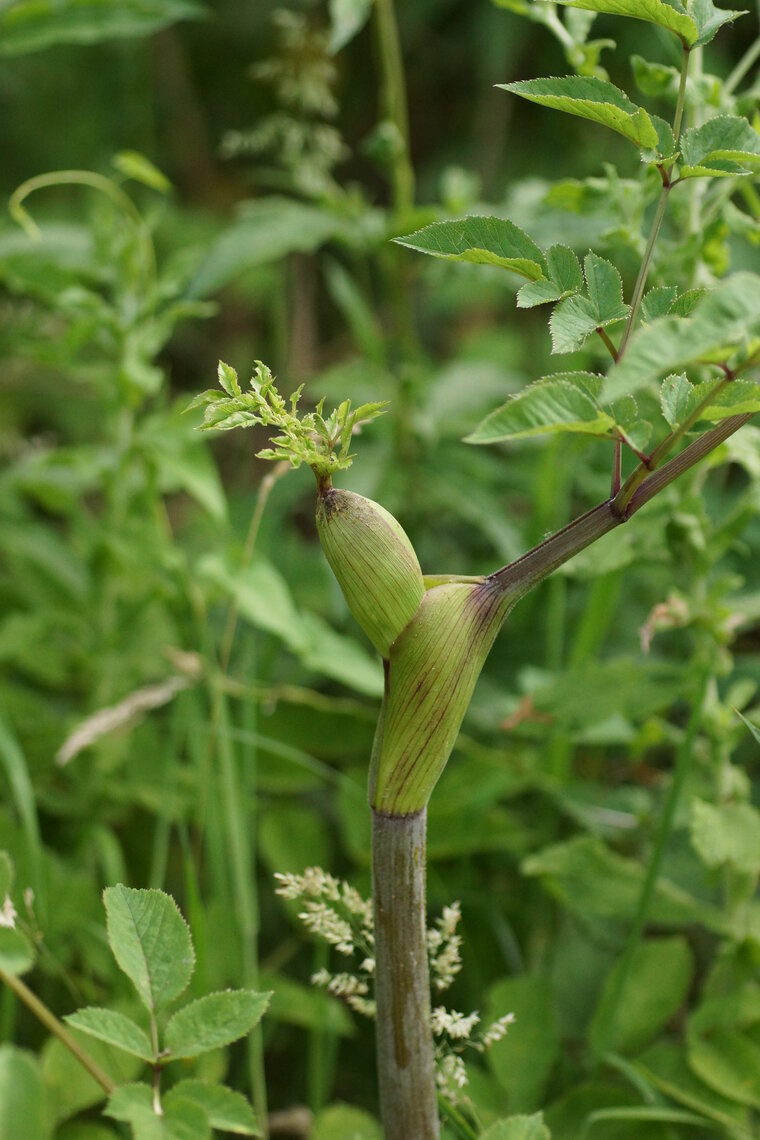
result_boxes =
[603,272,760,400]
[104,886,195,1012]
[669,288,706,317]
[517,245,582,308]
[690,0,745,46]
[643,286,678,323]
[641,113,677,164]
[165,1081,259,1135]
[480,1115,551,1140]
[551,0,699,44]
[680,116,760,179]
[501,75,658,148]
[466,373,614,443]
[394,216,546,280]
[550,252,628,353]
[217,361,241,398]
[165,990,270,1060]
[64,1008,154,1062]
[660,372,693,427]
[690,799,760,874]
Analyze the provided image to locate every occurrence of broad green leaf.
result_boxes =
[394,216,546,280]
[0,1046,46,1140]
[465,373,614,444]
[550,0,699,44]
[680,117,760,179]
[328,0,373,53]
[164,1081,259,1136]
[165,990,270,1060]
[690,799,760,874]
[659,372,693,427]
[311,1104,383,1139]
[523,836,726,930]
[500,76,658,148]
[590,936,694,1055]
[517,245,582,308]
[0,926,34,976]
[486,976,560,1111]
[112,151,171,193]
[603,272,760,399]
[481,1114,551,1139]
[634,1043,750,1131]
[0,0,206,55]
[104,886,195,1012]
[63,1007,154,1062]
[684,378,760,420]
[632,54,681,98]
[689,0,745,45]
[550,253,628,353]
[642,286,678,323]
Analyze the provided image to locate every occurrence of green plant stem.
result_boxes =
[372,807,438,1140]
[592,663,710,1057]
[493,411,754,598]
[0,969,115,1095]
[617,44,690,360]
[373,0,415,211]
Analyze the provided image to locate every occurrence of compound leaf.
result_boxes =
[550,252,628,353]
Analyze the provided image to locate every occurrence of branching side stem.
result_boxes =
[0,968,116,1095]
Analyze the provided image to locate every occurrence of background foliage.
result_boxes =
[2,0,760,1136]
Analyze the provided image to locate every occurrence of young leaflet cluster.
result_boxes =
[187,360,387,482]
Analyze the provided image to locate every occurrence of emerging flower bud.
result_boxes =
[316,488,425,658]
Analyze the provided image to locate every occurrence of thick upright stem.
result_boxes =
[372,808,438,1140]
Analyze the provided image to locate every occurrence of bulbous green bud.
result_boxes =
[316,488,425,658]
[370,580,514,814]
